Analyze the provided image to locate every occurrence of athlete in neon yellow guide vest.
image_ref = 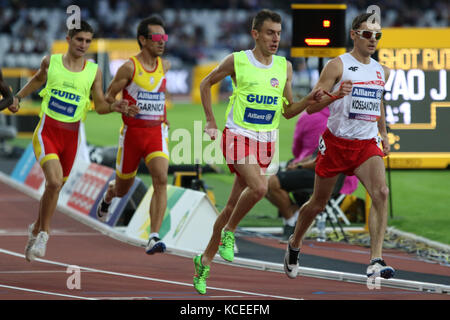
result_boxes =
[191,9,331,295]
[7,21,139,262]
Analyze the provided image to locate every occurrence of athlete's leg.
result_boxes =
[102,123,140,206]
[201,175,246,266]
[104,175,135,201]
[354,156,389,260]
[33,159,64,235]
[146,156,169,234]
[223,158,268,232]
[290,174,339,249]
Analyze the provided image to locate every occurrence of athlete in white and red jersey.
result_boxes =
[96,15,171,255]
[284,13,395,281]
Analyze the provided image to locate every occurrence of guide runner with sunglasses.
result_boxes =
[284,13,395,280]
[96,15,171,255]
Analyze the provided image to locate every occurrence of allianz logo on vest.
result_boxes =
[352,87,383,99]
[246,94,278,105]
[244,107,275,125]
[51,89,81,102]
[247,112,273,121]
[48,96,77,117]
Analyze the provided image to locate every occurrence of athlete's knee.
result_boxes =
[250,183,268,200]
[152,171,168,187]
[307,198,328,216]
[45,177,63,192]
[373,185,389,203]
[313,204,327,215]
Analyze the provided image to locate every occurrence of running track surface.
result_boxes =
[0,182,449,302]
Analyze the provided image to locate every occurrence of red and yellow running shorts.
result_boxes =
[315,128,384,178]
[116,123,169,179]
[32,114,80,181]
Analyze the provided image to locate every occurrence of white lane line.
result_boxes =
[0,229,101,236]
[0,284,96,300]
[0,248,300,300]
[0,195,34,202]
[0,270,96,274]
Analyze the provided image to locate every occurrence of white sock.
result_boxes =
[285,209,300,227]
[149,232,160,239]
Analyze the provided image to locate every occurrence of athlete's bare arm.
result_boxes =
[161,58,171,99]
[105,60,134,104]
[200,53,235,140]
[0,69,13,111]
[305,58,352,114]
[161,58,172,125]
[91,67,138,116]
[162,58,171,74]
[282,60,323,119]
[379,65,391,155]
[8,56,50,113]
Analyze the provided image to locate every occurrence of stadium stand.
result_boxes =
[0,0,448,69]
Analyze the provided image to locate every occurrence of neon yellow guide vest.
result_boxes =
[39,54,98,122]
[225,50,287,131]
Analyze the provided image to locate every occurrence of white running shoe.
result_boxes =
[145,236,166,255]
[366,258,395,279]
[25,223,37,262]
[284,235,300,279]
[31,231,49,258]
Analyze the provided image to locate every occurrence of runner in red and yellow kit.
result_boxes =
[96,15,171,255]
[8,21,137,262]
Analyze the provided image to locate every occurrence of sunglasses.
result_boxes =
[148,34,168,42]
[354,30,382,40]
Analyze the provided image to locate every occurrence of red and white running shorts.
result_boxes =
[315,128,384,178]
[221,127,275,175]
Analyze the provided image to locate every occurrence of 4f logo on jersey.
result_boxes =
[376,71,382,79]
[348,66,358,72]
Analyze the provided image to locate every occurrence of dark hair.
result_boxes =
[351,13,374,30]
[67,20,94,38]
[252,9,282,31]
[137,15,165,49]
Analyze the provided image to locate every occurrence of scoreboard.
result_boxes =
[378,28,450,168]
[291,4,347,58]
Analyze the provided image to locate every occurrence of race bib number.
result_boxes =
[318,136,326,155]
[136,91,165,120]
[349,86,382,122]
